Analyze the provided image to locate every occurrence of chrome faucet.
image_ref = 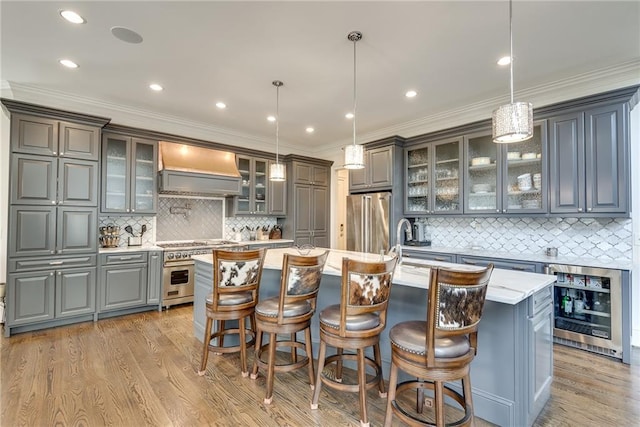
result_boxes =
[389,218,412,264]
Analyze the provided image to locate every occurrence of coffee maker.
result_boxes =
[409,219,431,246]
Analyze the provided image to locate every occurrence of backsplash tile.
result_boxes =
[99,216,155,247]
[225,216,278,241]
[424,216,632,261]
[156,197,224,241]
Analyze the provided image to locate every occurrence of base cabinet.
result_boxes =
[147,251,162,305]
[528,305,553,424]
[100,262,148,311]
[7,266,96,326]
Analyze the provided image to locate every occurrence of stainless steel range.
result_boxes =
[157,240,239,308]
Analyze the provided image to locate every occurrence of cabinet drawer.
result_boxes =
[101,252,147,265]
[458,256,538,272]
[10,255,97,272]
[403,250,456,263]
[529,286,553,317]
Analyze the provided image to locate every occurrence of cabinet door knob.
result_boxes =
[578,208,583,212]
[60,152,64,156]
[587,208,592,212]
[57,272,62,276]
[496,209,500,213]
[131,209,135,212]
[51,200,56,204]
[126,209,130,212]
[52,151,57,155]
[58,200,62,204]
[504,209,507,213]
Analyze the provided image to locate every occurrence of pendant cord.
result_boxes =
[276,84,280,164]
[509,0,514,104]
[352,37,357,147]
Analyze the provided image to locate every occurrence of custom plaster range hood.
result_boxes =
[158,141,242,196]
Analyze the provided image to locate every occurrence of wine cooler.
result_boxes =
[545,264,622,360]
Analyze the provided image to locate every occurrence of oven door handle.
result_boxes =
[164,260,195,268]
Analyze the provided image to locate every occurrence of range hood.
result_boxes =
[158,141,242,196]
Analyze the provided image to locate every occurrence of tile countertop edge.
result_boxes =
[401,245,633,271]
[192,248,556,306]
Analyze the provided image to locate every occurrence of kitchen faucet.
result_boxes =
[389,218,412,264]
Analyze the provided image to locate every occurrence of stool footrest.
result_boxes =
[319,353,382,393]
[254,341,311,373]
[205,328,256,354]
[389,380,472,426]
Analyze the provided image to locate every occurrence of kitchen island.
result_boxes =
[193,248,556,427]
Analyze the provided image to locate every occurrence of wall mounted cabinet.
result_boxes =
[405,137,463,215]
[549,104,628,215]
[101,133,157,215]
[349,145,394,192]
[464,122,548,215]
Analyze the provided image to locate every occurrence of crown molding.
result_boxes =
[4,81,312,157]
[314,59,640,160]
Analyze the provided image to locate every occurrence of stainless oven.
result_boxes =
[162,260,195,308]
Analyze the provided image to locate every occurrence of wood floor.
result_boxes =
[1,305,639,426]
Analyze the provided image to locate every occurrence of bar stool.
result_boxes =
[198,248,266,378]
[311,256,398,427]
[383,264,493,427]
[250,250,329,404]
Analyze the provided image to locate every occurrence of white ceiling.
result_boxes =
[1,1,639,158]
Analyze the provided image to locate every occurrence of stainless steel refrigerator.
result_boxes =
[346,192,390,254]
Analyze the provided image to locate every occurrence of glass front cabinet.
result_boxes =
[236,156,268,215]
[101,134,158,214]
[464,121,547,214]
[405,137,462,215]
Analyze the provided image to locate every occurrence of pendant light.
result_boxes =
[492,0,533,143]
[343,31,365,169]
[270,80,286,181]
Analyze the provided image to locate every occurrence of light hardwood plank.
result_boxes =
[1,306,638,426]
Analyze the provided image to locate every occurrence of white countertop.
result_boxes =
[402,245,633,271]
[193,247,556,305]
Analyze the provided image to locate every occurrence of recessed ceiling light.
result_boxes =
[497,56,511,66]
[215,102,227,109]
[405,90,418,98]
[149,83,163,91]
[305,127,315,133]
[345,112,354,119]
[60,10,85,24]
[267,115,276,122]
[59,59,78,69]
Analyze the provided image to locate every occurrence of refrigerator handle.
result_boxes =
[363,196,371,252]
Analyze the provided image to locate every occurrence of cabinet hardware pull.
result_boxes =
[53,152,57,155]
[49,261,63,265]
[60,152,64,156]
[51,200,56,204]
[512,266,526,271]
[464,261,477,265]
[435,257,446,261]
[119,256,135,260]
[578,208,583,212]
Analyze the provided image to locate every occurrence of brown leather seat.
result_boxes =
[198,248,266,378]
[384,264,494,427]
[311,256,398,427]
[250,250,329,404]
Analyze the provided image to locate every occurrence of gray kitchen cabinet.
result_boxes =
[349,145,394,192]
[229,155,269,215]
[9,206,97,258]
[405,137,463,215]
[458,255,542,273]
[147,250,162,306]
[6,265,96,327]
[401,249,457,263]
[101,133,158,214]
[527,288,553,424]
[268,160,287,216]
[100,262,148,311]
[284,156,333,247]
[10,114,100,160]
[7,270,55,325]
[465,122,547,215]
[55,267,96,318]
[10,154,97,206]
[549,103,628,215]
[292,161,328,186]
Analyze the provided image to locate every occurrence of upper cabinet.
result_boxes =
[405,137,463,215]
[349,145,394,192]
[234,156,269,215]
[101,133,158,215]
[464,121,547,214]
[11,114,100,161]
[549,103,628,215]
[293,162,328,186]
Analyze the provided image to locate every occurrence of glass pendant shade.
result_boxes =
[344,144,364,169]
[270,162,286,181]
[492,101,534,143]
